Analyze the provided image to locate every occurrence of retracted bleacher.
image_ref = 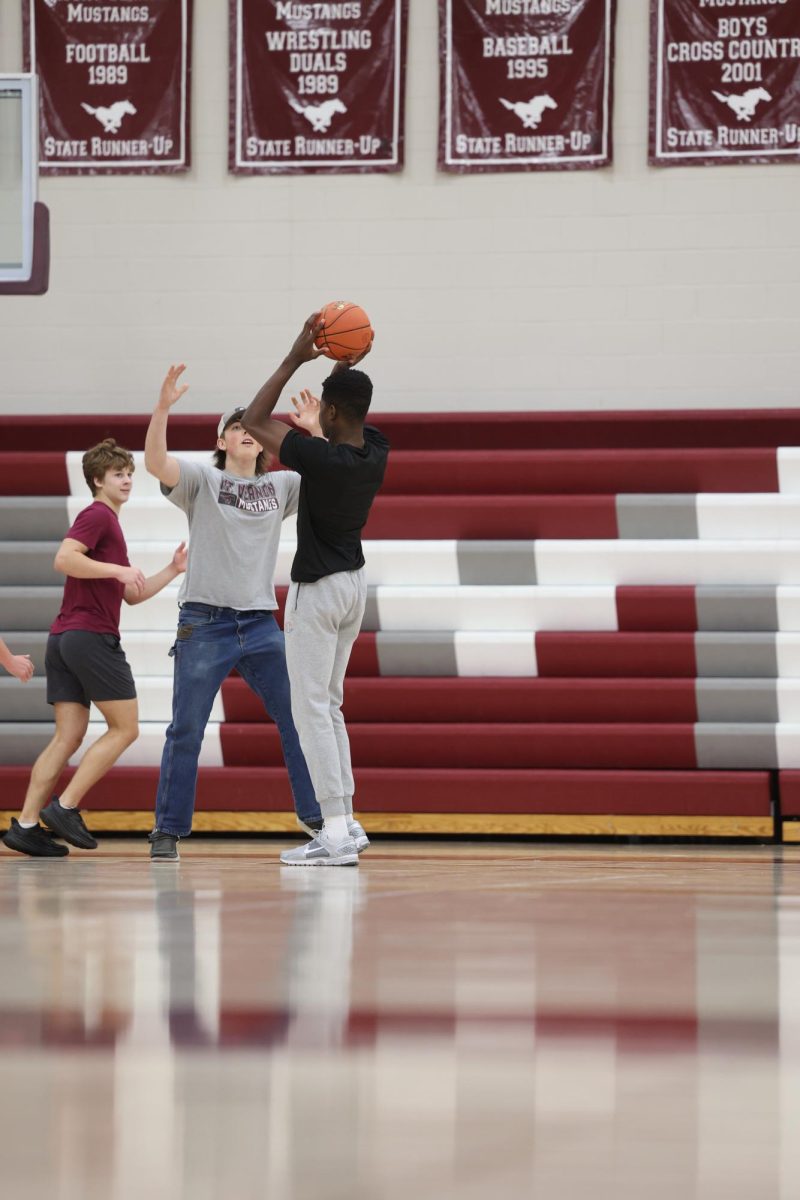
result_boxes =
[3,410,800,839]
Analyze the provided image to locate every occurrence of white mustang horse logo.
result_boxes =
[81,100,137,134]
[499,94,557,130]
[289,97,347,133]
[712,88,771,123]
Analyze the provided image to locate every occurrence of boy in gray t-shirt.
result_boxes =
[144,364,320,861]
[166,458,296,611]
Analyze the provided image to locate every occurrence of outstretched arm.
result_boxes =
[124,541,187,605]
[145,364,189,488]
[241,314,326,454]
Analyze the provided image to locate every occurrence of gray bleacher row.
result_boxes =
[0,498,71,540]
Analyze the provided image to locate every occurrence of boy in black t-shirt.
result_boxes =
[242,314,388,866]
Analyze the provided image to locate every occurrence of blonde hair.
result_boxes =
[82,439,135,496]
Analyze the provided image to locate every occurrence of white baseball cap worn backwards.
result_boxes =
[217,407,246,438]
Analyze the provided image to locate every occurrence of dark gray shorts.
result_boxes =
[45,631,137,708]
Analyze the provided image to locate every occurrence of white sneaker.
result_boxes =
[280,831,359,867]
[297,816,370,853]
[348,819,370,853]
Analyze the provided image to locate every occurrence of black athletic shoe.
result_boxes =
[298,817,323,837]
[40,797,98,850]
[149,831,179,861]
[2,819,69,858]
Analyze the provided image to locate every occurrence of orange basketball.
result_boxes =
[315,301,373,361]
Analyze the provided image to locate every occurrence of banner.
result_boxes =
[231,0,407,174]
[23,0,191,175]
[650,0,800,167]
[439,0,615,173]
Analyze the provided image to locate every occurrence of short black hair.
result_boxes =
[321,368,373,423]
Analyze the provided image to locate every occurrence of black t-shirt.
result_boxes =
[279,424,390,582]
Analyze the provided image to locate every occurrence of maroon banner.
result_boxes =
[23,0,191,175]
[650,0,800,167]
[439,0,615,173]
[231,0,407,174]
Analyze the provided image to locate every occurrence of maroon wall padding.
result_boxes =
[536,632,697,678]
[0,453,70,496]
[222,676,698,724]
[0,766,769,815]
[0,415,234,452]
[220,723,698,769]
[6,410,800,452]
[381,449,779,496]
[362,495,618,540]
[778,773,800,815]
[616,588,698,632]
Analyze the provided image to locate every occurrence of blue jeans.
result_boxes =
[155,604,320,837]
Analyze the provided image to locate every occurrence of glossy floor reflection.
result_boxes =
[1,839,800,1199]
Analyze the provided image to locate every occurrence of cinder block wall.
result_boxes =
[1,0,799,414]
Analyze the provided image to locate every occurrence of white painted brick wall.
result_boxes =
[1,0,799,414]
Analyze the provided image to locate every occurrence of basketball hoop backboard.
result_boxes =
[0,73,49,295]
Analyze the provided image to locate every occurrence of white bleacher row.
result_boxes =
[114,629,541,676]
[534,542,800,586]
[68,496,297,543]
[108,630,800,680]
[72,722,222,769]
[114,538,800,589]
[123,585,625,633]
[68,490,800,546]
[778,450,800,492]
[117,582,800,636]
[697,496,800,540]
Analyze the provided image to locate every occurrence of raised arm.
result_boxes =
[290,389,325,440]
[241,314,325,454]
[145,364,188,488]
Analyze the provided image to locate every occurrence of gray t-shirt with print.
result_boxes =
[163,460,299,610]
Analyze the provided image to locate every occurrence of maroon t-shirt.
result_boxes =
[51,501,130,637]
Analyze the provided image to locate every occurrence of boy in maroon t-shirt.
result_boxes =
[2,439,187,858]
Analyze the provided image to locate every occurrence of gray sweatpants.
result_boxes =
[284,568,367,821]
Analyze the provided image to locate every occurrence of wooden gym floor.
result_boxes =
[1,838,799,1199]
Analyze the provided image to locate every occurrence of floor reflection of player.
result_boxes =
[152,868,212,1045]
[280,867,363,1048]
[8,861,134,1048]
